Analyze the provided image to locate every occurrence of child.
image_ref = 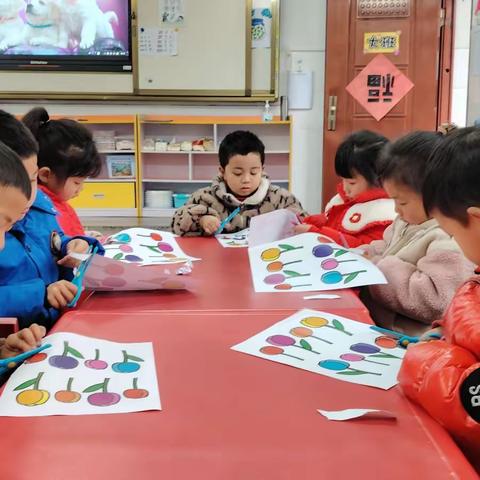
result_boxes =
[359,131,473,336]
[23,107,102,237]
[0,142,31,250]
[171,130,307,236]
[295,131,395,247]
[398,127,480,471]
[0,110,103,329]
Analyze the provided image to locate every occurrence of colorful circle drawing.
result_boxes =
[266,260,302,272]
[320,258,356,271]
[299,316,352,336]
[273,283,312,290]
[14,372,50,406]
[289,326,333,345]
[84,349,108,370]
[264,271,310,285]
[49,341,84,369]
[124,255,143,263]
[123,378,149,399]
[339,353,388,366]
[374,336,398,349]
[83,378,121,407]
[266,334,295,347]
[55,377,81,403]
[260,244,304,262]
[318,359,380,376]
[113,233,131,243]
[321,270,367,285]
[259,345,304,361]
[350,343,402,359]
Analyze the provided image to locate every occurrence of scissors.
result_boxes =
[68,245,98,308]
[215,206,241,235]
[370,325,442,348]
[0,343,52,375]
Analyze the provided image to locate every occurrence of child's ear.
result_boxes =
[219,166,225,177]
[467,206,480,222]
[38,167,52,184]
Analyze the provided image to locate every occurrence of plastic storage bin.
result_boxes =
[173,193,190,208]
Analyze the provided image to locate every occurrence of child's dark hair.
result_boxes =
[335,130,389,186]
[0,141,32,200]
[0,110,38,159]
[23,107,101,182]
[423,127,480,225]
[378,131,443,193]
[219,131,265,168]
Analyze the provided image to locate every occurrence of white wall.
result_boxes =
[0,0,327,214]
[451,0,473,126]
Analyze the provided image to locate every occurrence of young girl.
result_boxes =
[23,107,102,237]
[295,131,395,247]
[360,131,473,336]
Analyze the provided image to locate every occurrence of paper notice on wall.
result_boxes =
[139,27,178,56]
[160,0,185,25]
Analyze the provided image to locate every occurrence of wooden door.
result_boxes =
[322,0,453,206]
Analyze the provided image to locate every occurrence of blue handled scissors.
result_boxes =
[370,325,442,348]
[68,245,98,308]
[215,206,241,235]
[0,343,52,375]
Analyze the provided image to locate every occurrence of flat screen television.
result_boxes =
[0,0,132,72]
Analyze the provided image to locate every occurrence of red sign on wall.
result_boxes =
[346,54,414,121]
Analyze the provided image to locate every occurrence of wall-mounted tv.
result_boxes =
[0,0,132,72]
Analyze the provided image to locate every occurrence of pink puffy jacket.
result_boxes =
[398,274,480,472]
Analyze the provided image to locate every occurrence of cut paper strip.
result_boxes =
[248,232,387,293]
[317,409,397,421]
[249,209,299,247]
[303,294,341,300]
[0,332,161,417]
[104,228,199,266]
[70,253,194,292]
[232,309,406,390]
[215,228,249,248]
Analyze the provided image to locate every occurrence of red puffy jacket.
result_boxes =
[398,274,480,472]
[302,183,395,247]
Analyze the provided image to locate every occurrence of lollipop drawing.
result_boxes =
[300,316,353,336]
[123,378,149,399]
[374,336,399,349]
[112,350,144,373]
[83,378,121,407]
[14,372,50,406]
[259,346,304,361]
[141,242,175,254]
[266,334,321,354]
[264,271,311,286]
[273,283,313,291]
[289,326,333,345]
[137,232,163,241]
[261,243,304,262]
[321,270,367,285]
[320,258,356,271]
[55,377,81,403]
[339,353,389,367]
[84,349,108,370]
[312,244,348,258]
[25,351,48,364]
[105,244,133,254]
[266,260,302,272]
[49,341,84,369]
[112,253,144,263]
[318,359,381,376]
[349,343,402,360]
[107,233,131,244]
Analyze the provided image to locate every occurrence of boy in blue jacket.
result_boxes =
[0,110,104,328]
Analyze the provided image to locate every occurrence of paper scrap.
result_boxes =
[139,27,178,56]
[303,294,341,300]
[317,409,396,421]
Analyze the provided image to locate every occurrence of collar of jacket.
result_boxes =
[212,175,271,207]
[11,189,58,233]
[337,182,390,204]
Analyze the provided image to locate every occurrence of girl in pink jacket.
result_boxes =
[360,132,473,336]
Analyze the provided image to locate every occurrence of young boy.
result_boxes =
[0,141,47,361]
[359,132,472,335]
[0,110,103,329]
[398,127,480,471]
[171,130,307,236]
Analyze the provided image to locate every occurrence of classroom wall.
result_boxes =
[0,0,327,215]
[452,0,473,126]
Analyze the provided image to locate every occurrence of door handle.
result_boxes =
[327,95,337,131]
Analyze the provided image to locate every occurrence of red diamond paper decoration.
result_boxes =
[346,54,414,121]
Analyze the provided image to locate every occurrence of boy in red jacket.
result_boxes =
[398,127,480,472]
[295,131,395,247]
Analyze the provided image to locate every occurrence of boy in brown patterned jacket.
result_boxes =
[171,131,308,236]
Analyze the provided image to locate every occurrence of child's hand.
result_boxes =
[418,327,443,343]
[57,239,90,268]
[293,224,311,234]
[46,280,78,309]
[200,215,221,235]
[0,324,46,359]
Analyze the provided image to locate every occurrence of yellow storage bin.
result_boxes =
[70,182,136,209]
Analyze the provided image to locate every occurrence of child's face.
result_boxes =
[220,153,263,197]
[433,208,480,266]
[59,176,86,201]
[0,186,30,250]
[21,154,38,217]
[342,171,370,200]
[383,179,429,225]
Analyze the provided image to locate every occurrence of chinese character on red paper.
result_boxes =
[346,54,414,121]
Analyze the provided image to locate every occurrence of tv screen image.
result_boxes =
[0,0,131,71]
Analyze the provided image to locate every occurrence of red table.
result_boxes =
[79,237,367,315]
[1,310,477,480]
